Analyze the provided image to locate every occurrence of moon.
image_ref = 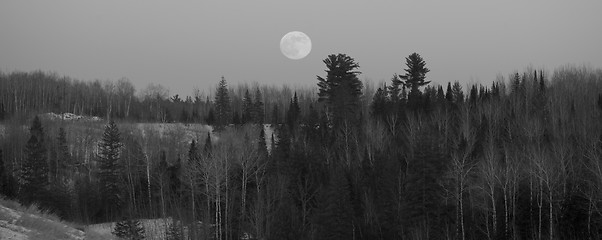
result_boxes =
[280,31,312,60]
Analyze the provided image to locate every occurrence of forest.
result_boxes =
[1,52,602,240]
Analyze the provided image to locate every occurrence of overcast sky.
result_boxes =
[1,1,601,96]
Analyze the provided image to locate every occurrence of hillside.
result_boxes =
[0,197,84,240]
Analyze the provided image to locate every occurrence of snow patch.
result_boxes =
[42,112,103,122]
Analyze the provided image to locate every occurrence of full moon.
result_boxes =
[280,31,312,60]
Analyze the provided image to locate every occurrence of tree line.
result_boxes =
[1,53,602,239]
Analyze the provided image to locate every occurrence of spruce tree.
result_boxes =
[253,88,264,124]
[388,74,403,104]
[20,116,49,205]
[113,218,146,240]
[188,140,198,163]
[452,81,464,104]
[258,126,268,159]
[446,82,454,102]
[214,76,232,131]
[286,93,300,129]
[97,120,123,219]
[203,132,212,156]
[242,89,254,124]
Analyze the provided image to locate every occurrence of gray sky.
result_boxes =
[1,0,601,96]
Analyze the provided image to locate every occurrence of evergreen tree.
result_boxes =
[56,127,71,177]
[113,218,146,240]
[286,93,301,129]
[97,120,123,219]
[203,132,212,156]
[242,89,254,124]
[371,87,388,118]
[253,88,265,124]
[437,85,445,104]
[317,53,363,126]
[258,126,268,159]
[452,81,464,104]
[188,140,198,163]
[214,76,232,131]
[399,52,430,105]
[388,74,403,104]
[20,116,49,205]
[446,82,453,102]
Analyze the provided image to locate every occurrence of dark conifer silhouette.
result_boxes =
[317,53,363,126]
[242,89,253,124]
[20,116,49,205]
[400,53,430,106]
[253,88,264,123]
[214,76,232,131]
[113,218,146,240]
[97,120,123,220]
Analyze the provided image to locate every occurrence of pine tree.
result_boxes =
[452,81,464,104]
[388,74,403,103]
[400,53,430,106]
[317,53,363,126]
[20,116,49,205]
[203,132,212,156]
[258,126,268,159]
[446,82,453,102]
[437,85,445,104]
[188,140,198,163]
[113,218,146,240]
[242,89,254,124]
[214,76,232,131]
[253,88,265,124]
[286,93,301,129]
[97,120,123,219]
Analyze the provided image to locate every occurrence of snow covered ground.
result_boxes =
[0,199,85,240]
[86,218,171,240]
[42,112,103,122]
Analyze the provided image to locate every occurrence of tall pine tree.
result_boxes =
[253,88,264,124]
[242,89,254,124]
[214,76,232,131]
[97,120,123,220]
[20,116,49,205]
[317,53,363,127]
[400,53,430,107]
